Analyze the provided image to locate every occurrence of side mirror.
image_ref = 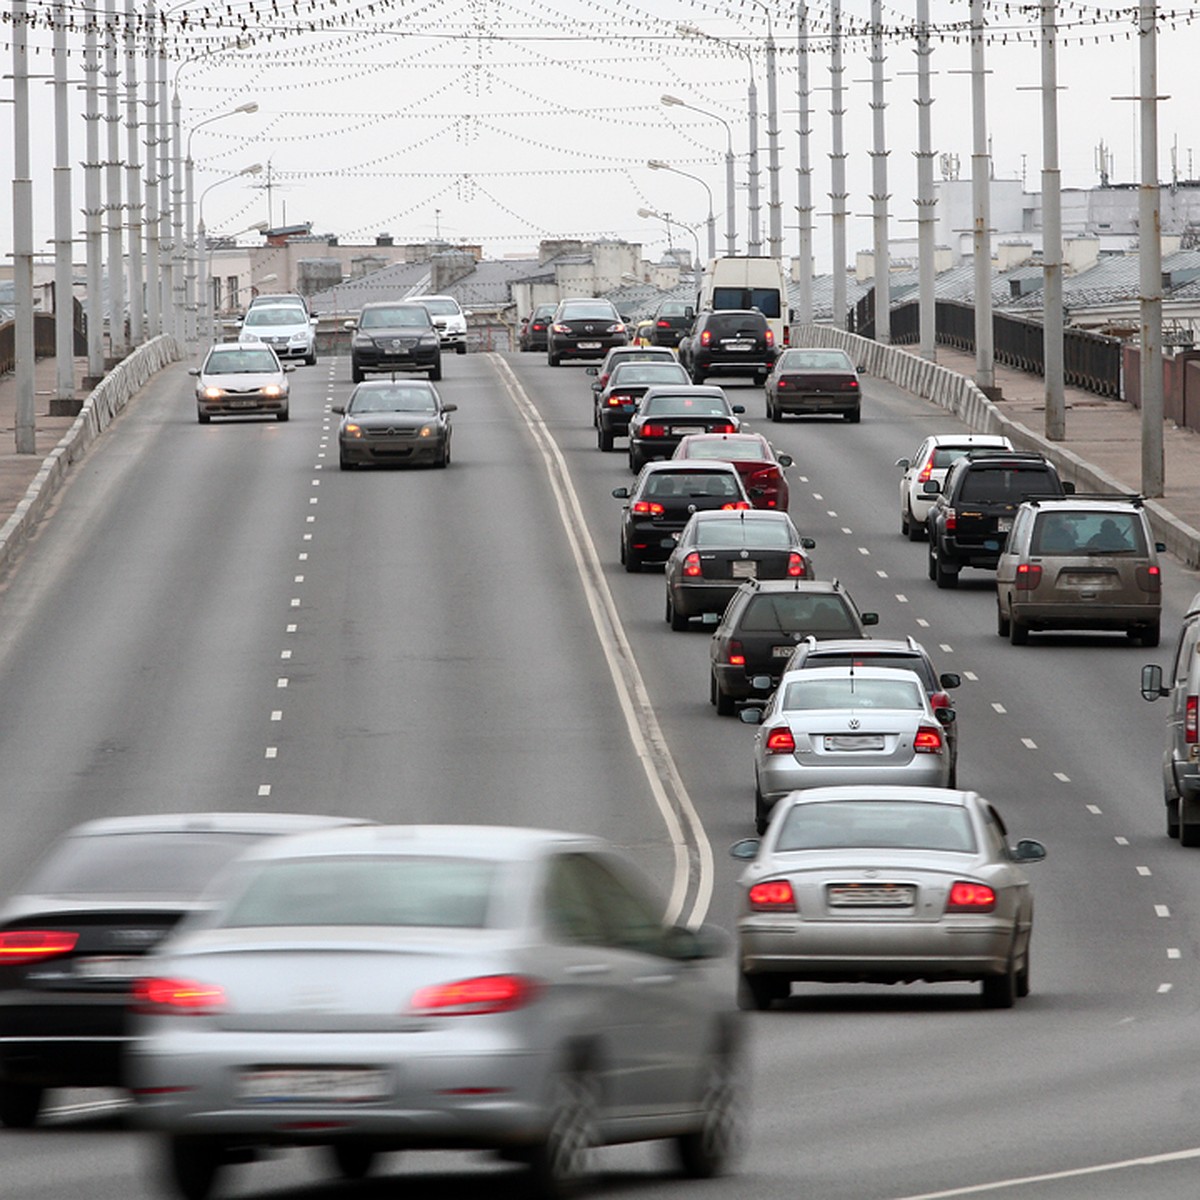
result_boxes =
[343,319,357,330]
[749,675,774,691]
[732,405,746,414]
[934,706,956,725]
[1141,663,1168,701]
[309,316,318,325]
[895,457,911,470]
[586,366,599,376]
[729,838,761,861]
[442,402,458,413]
[861,612,879,626]
[685,306,694,320]
[463,309,474,318]
[739,707,764,725]
[800,537,816,550]
[702,611,719,625]
[331,404,345,415]
[1062,481,1076,494]
[1156,542,1167,553]
[777,453,793,468]
[1011,838,1047,863]
[187,367,200,376]
[939,672,962,690]
[922,480,940,495]
[611,486,630,499]
[749,488,765,498]
[284,365,296,373]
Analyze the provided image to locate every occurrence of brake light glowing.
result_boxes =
[1015,563,1042,590]
[787,552,806,578]
[946,882,996,912]
[944,508,957,533]
[764,329,775,347]
[551,323,570,334]
[683,551,702,577]
[131,977,226,1014]
[409,974,538,1016]
[748,880,795,911]
[607,323,626,334]
[1187,696,1198,745]
[721,501,752,510]
[843,378,859,390]
[607,394,631,406]
[728,639,745,666]
[631,501,664,515]
[913,726,943,753]
[711,422,736,434]
[0,930,79,965]
[1136,565,1161,593]
[700,330,713,346]
[640,423,666,437]
[765,726,796,754]
[777,379,788,389]
[656,319,671,328]
[917,454,935,483]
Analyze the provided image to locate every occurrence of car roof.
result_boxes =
[640,459,741,475]
[406,294,455,302]
[361,300,428,309]
[688,509,791,523]
[778,665,928,684]
[796,637,924,656]
[1018,495,1144,513]
[55,812,372,838]
[925,434,1011,447]
[352,378,435,390]
[777,785,976,809]
[678,432,766,447]
[641,385,728,399]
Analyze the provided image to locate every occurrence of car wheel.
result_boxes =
[434,444,449,469]
[1180,820,1200,848]
[623,542,641,574]
[548,352,561,367]
[691,368,706,384]
[754,784,770,835]
[527,1070,598,1200]
[1009,616,1029,645]
[351,363,364,383]
[997,601,1011,638]
[628,452,640,475]
[668,594,689,632]
[305,352,317,366]
[927,543,937,580]
[1016,946,1031,999]
[598,426,613,452]
[934,556,959,589]
[1140,622,1161,648]
[980,951,1018,1009]
[737,972,787,1012]
[1168,796,1181,839]
[947,759,958,789]
[0,1081,43,1129]
[845,407,861,423]
[714,675,735,717]
[165,1136,224,1200]
[755,371,769,386]
[328,1142,377,1180]
[428,359,442,382]
[905,504,924,541]
[456,343,467,355]
[196,412,211,424]
[673,1052,744,1179]
[276,407,289,422]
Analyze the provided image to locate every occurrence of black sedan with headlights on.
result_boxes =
[333,380,456,470]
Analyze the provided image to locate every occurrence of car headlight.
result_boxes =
[420,334,439,346]
[201,386,224,399]
[352,335,374,348]
[262,385,285,398]
[289,333,308,344]
[239,332,262,344]
[343,422,363,438]
[418,424,435,438]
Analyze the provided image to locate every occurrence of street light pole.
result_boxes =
[198,166,264,347]
[661,94,736,257]
[52,0,76,410]
[12,0,36,453]
[124,0,145,345]
[648,160,715,264]
[638,207,700,276]
[104,0,127,359]
[749,0,782,257]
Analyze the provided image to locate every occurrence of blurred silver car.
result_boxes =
[130,824,742,1200]
[742,666,955,833]
[190,344,291,424]
[729,786,1046,1010]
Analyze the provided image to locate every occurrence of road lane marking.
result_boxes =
[257,785,271,797]
[857,546,870,554]
[896,594,908,603]
[265,747,277,760]
[1086,804,1102,814]
[991,703,1006,714]
[877,570,889,578]
[939,643,952,652]
[1169,948,1181,958]
[491,355,712,928]
[1021,737,1037,749]
[1155,905,1171,917]
[1054,771,1070,782]
[1159,983,1173,993]
[1137,865,1151,876]
[271,711,282,721]
[1115,836,1129,845]
[963,671,978,681]
[915,618,929,627]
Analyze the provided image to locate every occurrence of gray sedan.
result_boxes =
[730,785,1046,1010]
[129,824,742,1200]
[742,666,955,833]
[333,379,455,469]
[190,344,291,424]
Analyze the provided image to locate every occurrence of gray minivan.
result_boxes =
[1141,591,1200,844]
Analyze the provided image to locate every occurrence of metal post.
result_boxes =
[1139,0,1163,496]
[185,156,197,350]
[12,0,37,453]
[869,0,890,344]
[915,0,937,361]
[124,0,144,344]
[158,29,173,336]
[829,0,848,329]
[747,72,762,255]
[796,2,814,325]
[724,143,737,256]
[197,216,209,349]
[1041,0,1065,439]
[970,0,994,391]
[172,89,186,343]
[764,17,782,258]
[83,7,105,382]
[52,0,77,410]
[104,0,127,360]
[143,1,160,337]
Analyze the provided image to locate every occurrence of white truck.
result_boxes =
[696,257,792,348]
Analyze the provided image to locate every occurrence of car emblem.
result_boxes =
[739,549,749,559]
[391,339,403,350]
[847,717,861,730]
[584,324,594,333]
[385,427,397,436]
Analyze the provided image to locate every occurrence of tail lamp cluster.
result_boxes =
[747,879,996,914]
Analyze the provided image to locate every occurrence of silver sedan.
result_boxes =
[730,785,1046,1010]
[129,824,742,1200]
[742,666,956,833]
[190,344,291,423]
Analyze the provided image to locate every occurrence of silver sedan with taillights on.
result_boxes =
[741,666,956,834]
[128,824,742,1200]
[729,786,1046,1011]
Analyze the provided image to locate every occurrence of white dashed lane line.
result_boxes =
[1021,737,1037,749]
[939,643,952,652]
[258,785,271,796]
[896,594,908,604]
[991,703,1006,714]
[963,671,978,681]
[1156,905,1171,918]
[1169,948,1181,959]
[1137,866,1152,876]
[1115,836,1129,845]
[877,570,889,579]
[1054,771,1070,782]
[1086,804,1102,814]
[915,618,929,627]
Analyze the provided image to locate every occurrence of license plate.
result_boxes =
[672,426,704,436]
[827,883,916,907]
[74,955,142,979]
[724,340,754,350]
[577,341,601,350]
[772,645,794,657]
[732,560,758,578]
[230,399,258,409]
[997,517,1013,533]
[824,735,885,751]
[238,1068,388,1104]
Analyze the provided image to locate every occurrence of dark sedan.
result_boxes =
[613,461,752,572]
[765,347,862,422]
[673,432,793,512]
[333,379,455,470]
[664,510,816,630]
[348,302,442,383]
[547,298,627,365]
[627,386,746,473]
[519,303,556,352]
[647,299,694,347]
[587,345,678,396]
[595,360,690,452]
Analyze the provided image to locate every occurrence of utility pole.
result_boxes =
[1138,0,1164,495]
[104,0,127,360]
[829,0,848,328]
[12,0,37,453]
[83,5,106,383]
[124,0,145,345]
[914,0,937,360]
[795,2,814,325]
[970,0,994,392]
[1041,0,1065,439]
[869,0,891,344]
[762,11,783,257]
[52,0,77,411]
[156,18,174,338]
[143,0,161,338]
[748,68,762,255]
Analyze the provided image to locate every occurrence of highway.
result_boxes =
[4,349,1200,1199]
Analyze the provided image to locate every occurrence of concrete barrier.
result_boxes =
[0,334,182,574]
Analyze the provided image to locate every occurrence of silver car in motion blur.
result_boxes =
[129,824,741,1200]
[730,786,1046,1010]
[743,666,955,833]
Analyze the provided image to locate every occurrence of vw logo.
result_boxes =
[739,549,749,559]
[847,717,861,730]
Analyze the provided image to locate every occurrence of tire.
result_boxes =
[305,352,317,366]
[934,555,959,589]
[755,372,769,386]
[737,972,787,1012]
[197,412,211,424]
[548,352,561,367]
[1168,796,1181,839]
[623,541,641,574]
[434,444,449,469]
[1010,616,1029,646]
[714,675,735,717]
[276,408,289,422]
[754,784,770,835]
[0,1081,43,1129]
[668,594,689,632]
[980,952,1018,1009]
[845,407,861,423]
[165,1136,223,1200]
[1140,622,1161,648]
[598,426,613,452]
[456,343,467,355]
[673,1054,744,1179]
[1016,946,1031,999]
[709,671,718,707]
[1180,820,1200,848]
[927,544,937,581]
[351,363,364,383]
[905,504,924,541]
[767,395,782,423]
[628,452,641,475]
[691,368,706,385]
[339,455,354,471]
[997,602,1011,638]
[428,359,442,382]
[527,1071,597,1200]
[328,1142,377,1180]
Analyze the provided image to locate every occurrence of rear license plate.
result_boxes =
[824,735,885,751]
[238,1068,388,1104]
[732,560,758,578]
[577,341,601,350]
[772,645,794,657]
[724,340,754,350]
[1063,573,1113,588]
[74,955,142,979]
[997,517,1013,533]
[671,426,704,436]
[827,883,916,907]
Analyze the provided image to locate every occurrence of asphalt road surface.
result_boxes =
[3,349,1200,1200]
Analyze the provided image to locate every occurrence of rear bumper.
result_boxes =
[670,581,741,618]
[0,994,130,1087]
[774,393,858,415]
[757,757,951,807]
[1010,600,1160,630]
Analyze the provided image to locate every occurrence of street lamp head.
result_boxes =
[247,220,269,231]
[241,164,264,176]
[660,94,684,107]
[235,102,259,115]
[636,208,657,220]
[676,23,702,37]
[647,160,670,171]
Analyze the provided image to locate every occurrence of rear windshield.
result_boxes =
[958,467,1059,504]
[780,677,923,711]
[658,302,690,317]
[775,801,977,853]
[694,518,795,549]
[801,653,934,689]
[642,395,730,416]
[206,350,279,375]
[360,306,430,329]
[1031,510,1147,555]
[931,446,993,468]
[610,364,688,386]
[779,350,854,371]
[414,299,458,316]
[740,593,857,634]
[643,472,741,499]
[217,858,497,929]
[560,302,617,320]
[711,289,781,318]
[705,311,769,336]
[680,438,765,462]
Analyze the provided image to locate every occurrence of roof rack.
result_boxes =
[963,448,1048,461]
[1022,492,1143,507]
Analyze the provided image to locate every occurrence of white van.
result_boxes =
[696,257,792,349]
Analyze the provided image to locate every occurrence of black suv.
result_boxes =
[678,309,777,385]
[926,450,1074,588]
[349,302,442,382]
[547,298,627,365]
[708,579,878,715]
[646,299,694,347]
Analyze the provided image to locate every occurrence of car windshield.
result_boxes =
[561,303,617,320]
[958,467,1057,503]
[359,307,430,330]
[801,653,935,690]
[740,594,857,634]
[217,857,497,929]
[20,832,265,899]
[779,350,853,371]
[242,308,302,329]
[682,438,765,462]
[205,350,279,375]
[694,518,794,549]
[642,395,730,417]
[348,385,437,414]
[610,364,688,386]
[413,299,458,316]
[775,801,977,853]
[780,678,923,711]
[643,472,740,499]
[1031,510,1146,555]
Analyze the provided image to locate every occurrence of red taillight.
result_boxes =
[131,977,227,1014]
[1015,563,1042,590]
[929,691,951,711]
[844,378,859,390]
[917,455,935,483]
[944,508,957,533]
[656,319,671,328]
[640,423,666,437]
[711,422,736,434]
[409,974,538,1016]
[748,880,795,911]
[777,379,788,390]
[683,551,702,577]
[946,882,996,912]
[532,322,545,331]
[765,726,796,754]
[1137,564,1162,593]
[765,329,775,347]
[728,639,745,666]
[631,500,664,515]
[914,725,943,753]
[1187,696,1198,745]
[607,394,631,407]
[748,467,779,486]
[0,930,79,966]
[787,552,806,578]
[607,323,626,334]
[721,501,752,510]
[551,323,570,333]
[700,330,713,346]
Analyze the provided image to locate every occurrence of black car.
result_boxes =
[587,345,678,396]
[349,302,443,382]
[708,580,878,715]
[596,360,690,452]
[664,510,816,630]
[547,298,627,365]
[612,461,752,572]
[519,302,556,352]
[765,347,862,422]
[925,450,1075,588]
[0,812,369,1128]
[678,309,777,384]
[332,379,456,469]
[627,385,745,473]
[646,299,694,347]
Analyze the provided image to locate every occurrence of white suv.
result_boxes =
[895,433,1013,540]
[408,294,469,355]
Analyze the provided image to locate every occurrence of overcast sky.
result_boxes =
[2,0,1197,273]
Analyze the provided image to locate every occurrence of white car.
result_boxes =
[895,434,1013,541]
[238,303,317,365]
[407,294,470,354]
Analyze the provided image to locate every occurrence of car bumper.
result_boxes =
[0,994,130,1087]
[625,519,685,561]
[598,409,635,435]
[774,393,857,415]
[550,337,625,360]
[695,357,774,376]
[353,350,439,374]
[941,538,1004,569]
[629,435,683,464]
[756,758,951,808]
[339,435,447,465]
[197,395,288,417]
[1009,600,1160,630]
